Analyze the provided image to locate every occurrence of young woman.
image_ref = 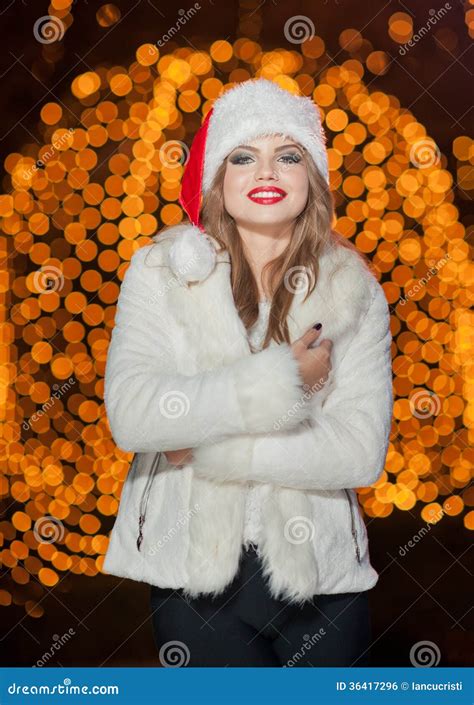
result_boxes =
[103,79,394,667]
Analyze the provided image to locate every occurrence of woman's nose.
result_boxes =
[255,160,278,181]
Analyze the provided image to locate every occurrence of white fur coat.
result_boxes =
[102,224,393,605]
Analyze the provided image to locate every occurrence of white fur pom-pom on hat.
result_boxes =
[168,225,217,284]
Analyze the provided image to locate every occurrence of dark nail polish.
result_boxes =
[313,323,322,330]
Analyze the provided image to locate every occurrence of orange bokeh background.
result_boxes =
[0,24,472,619]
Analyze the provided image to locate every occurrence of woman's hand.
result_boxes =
[164,448,194,467]
[163,328,330,462]
[291,324,333,395]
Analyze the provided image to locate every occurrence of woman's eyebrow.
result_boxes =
[229,143,303,153]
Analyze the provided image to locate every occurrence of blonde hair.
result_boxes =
[198,144,364,349]
[153,141,368,349]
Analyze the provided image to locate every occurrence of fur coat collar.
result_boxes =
[102,224,393,604]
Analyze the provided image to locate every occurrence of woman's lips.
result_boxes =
[246,187,287,205]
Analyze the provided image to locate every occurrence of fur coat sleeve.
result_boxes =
[191,277,394,491]
[103,246,313,453]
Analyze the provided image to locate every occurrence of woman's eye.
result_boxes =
[228,152,302,165]
[229,153,254,165]
[278,153,302,164]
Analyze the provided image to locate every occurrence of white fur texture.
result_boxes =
[167,224,217,283]
[202,78,330,193]
[104,245,313,454]
[102,224,393,603]
[192,276,393,491]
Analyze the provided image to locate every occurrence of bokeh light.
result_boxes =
[0,21,472,618]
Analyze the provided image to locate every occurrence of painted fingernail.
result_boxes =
[313,323,322,330]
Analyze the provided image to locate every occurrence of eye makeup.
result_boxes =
[228,150,303,165]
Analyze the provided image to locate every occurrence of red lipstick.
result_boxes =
[247,186,287,205]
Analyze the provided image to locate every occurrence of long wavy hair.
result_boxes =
[154,139,368,349]
[196,141,364,349]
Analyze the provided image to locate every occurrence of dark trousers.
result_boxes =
[149,544,372,667]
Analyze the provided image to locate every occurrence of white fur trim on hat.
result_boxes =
[168,225,217,284]
[202,79,329,193]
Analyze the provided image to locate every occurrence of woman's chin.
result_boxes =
[234,218,293,232]
[231,207,303,230]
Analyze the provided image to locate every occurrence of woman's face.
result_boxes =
[222,134,309,230]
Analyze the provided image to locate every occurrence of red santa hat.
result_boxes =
[168,78,329,284]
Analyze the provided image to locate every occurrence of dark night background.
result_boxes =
[0,0,472,668]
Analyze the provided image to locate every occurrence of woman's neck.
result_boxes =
[237,223,292,301]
